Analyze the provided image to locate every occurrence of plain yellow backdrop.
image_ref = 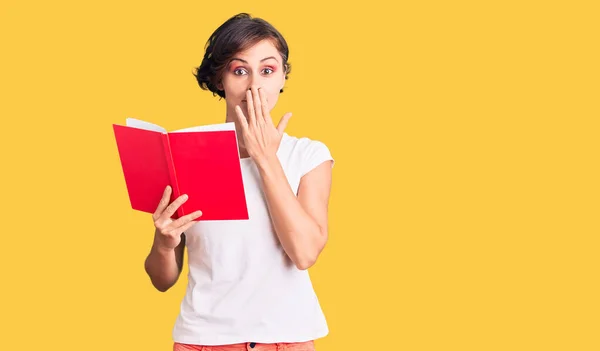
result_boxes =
[1,1,598,350]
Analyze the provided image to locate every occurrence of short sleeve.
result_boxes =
[300,140,335,177]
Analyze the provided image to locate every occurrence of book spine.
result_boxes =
[161,133,184,218]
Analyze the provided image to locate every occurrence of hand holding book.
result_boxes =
[152,185,203,251]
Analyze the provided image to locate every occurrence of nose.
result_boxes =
[247,74,265,91]
[247,83,260,91]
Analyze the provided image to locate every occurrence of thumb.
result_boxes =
[277,112,292,134]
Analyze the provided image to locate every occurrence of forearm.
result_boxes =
[257,156,326,270]
[144,234,181,292]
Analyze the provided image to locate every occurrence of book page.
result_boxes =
[172,122,235,133]
[126,118,166,132]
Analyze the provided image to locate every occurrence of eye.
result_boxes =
[262,67,274,75]
[233,68,247,76]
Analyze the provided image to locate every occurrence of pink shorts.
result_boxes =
[173,340,315,351]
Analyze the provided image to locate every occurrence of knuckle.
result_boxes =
[166,203,176,213]
[172,219,183,228]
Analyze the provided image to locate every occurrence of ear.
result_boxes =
[216,80,224,91]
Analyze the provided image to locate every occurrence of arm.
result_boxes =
[144,231,186,292]
[143,185,202,292]
[257,156,333,270]
[234,87,333,270]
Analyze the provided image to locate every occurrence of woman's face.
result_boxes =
[219,39,286,116]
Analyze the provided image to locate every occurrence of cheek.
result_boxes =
[223,82,242,95]
[267,92,279,109]
[222,76,243,92]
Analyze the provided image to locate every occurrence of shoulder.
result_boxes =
[279,133,334,177]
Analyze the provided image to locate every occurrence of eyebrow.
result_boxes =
[230,56,279,64]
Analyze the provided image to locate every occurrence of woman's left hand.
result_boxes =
[235,87,292,164]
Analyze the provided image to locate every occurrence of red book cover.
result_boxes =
[112,118,249,221]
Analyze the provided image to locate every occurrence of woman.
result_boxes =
[144,13,334,351]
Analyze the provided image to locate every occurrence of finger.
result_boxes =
[253,88,266,135]
[259,87,273,127]
[235,105,249,131]
[277,112,293,134]
[246,89,256,128]
[153,185,172,221]
[179,219,200,234]
[161,193,188,220]
[253,87,264,126]
[171,210,203,229]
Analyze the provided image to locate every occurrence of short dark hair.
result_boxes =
[193,13,291,99]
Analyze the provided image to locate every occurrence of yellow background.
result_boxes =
[1,1,598,350]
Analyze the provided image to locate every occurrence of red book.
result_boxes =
[112,118,249,221]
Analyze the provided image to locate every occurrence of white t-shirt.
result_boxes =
[171,133,334,346]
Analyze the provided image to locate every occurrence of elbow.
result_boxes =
[151,279,174,293]
[295,256,316,271]
[294,247,321,270]
[294,229,328,270]
[145,264,176,292]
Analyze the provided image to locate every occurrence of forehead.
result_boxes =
[235,39,281,61]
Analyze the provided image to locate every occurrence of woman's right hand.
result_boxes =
[152,185,203,251]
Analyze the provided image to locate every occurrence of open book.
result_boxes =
[112,118,249,221]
